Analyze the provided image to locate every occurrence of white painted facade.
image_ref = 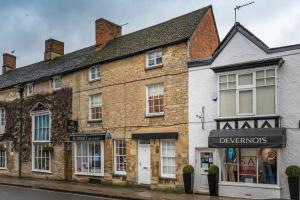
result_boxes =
[188,27,300,199]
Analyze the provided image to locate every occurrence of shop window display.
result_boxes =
[222,148,277,184]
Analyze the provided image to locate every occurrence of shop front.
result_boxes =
[208,128,286,199]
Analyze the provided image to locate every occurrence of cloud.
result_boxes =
[0,0,299,68]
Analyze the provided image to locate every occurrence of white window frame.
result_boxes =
[0,147,7,169]
[0,108,5,135]
[237,72,255,116]
[218,67,278,118]
[145,83,164,116]
[88,94,102,121]
[114,139,126,175]
[89,65,100,81]
[74,141,104,176]
[28,83,34,96]
[52,76,62,90]
[160,139,176,179]
[146,49,163,69]
[31,111,52,173]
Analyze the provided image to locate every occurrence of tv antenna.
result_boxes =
[234,1,255,24]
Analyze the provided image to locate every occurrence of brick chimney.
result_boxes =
[95,18,121,46]
[44,39,64,61]
[2,53,16,74]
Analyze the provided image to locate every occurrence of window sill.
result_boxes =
[53,87,62,91]
[113,173,127,177]
[145,113,165,118]
[216,114,280,121]
[32,170,52,174]
[159,176,176,181]
[88,119,102,123]
[145,64,163,70]
[89,78,101,83]
[219,181,281,189]
[0,168,7,170]
[74,172,104,177]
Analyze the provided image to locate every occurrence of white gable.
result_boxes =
[212,32,267,67]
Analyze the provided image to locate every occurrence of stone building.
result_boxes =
[0,6,219,190]
[188,23,300,199]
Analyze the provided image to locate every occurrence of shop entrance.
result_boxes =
[195,149,214,193]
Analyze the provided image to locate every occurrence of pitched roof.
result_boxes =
[0,5,211,90]
[78,5,211,68]
[188,22,300,68]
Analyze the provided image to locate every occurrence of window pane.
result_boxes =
[266,69,275,77]
[239,90,253,114]
[228,82,236,89]
[161,139,176,177]
[239,148,257,183]
[256,79,265,87]
[258,148,277,184]
[256,86,275,115]
[228,74,236,82]
[266,77,275,85]
[220,90,236,116]
[219,75,227,83]
[239,74,253,85]
[256,71,265,79]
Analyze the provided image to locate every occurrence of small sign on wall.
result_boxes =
[67,120,78,133]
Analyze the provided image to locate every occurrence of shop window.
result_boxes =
[114,140,126,175]
[222,148,277,184]
[146,83,164,116]
[32,113,51,172]
[160,139,176,178]
[75,141,104,176]
[0,149,6,169]
[89,94,102,121]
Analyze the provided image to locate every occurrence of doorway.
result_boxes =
[138,140,151,184]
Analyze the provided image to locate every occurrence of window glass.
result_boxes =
[147,50,162,68]
[239,74,253,86]
[161,139,176,178]
[28,83,34,96]
[89,66,100,81]
[0,108,5,127]
[53,77,61,89]
[147,83,164,114]
[0,150,6,168]
[220,90,236,116]
[239,90,253,114]
[114,140,126,174]
[89,94,102,120]
[256,86,275,115]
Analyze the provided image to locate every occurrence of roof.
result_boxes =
[0,5,212,91]
[78,5,211,68]
[188,22,300,68]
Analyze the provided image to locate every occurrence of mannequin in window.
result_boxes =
[259,148,276,184]
[226,148,236,182]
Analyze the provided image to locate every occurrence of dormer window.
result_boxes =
[146,49,162,69]
[52,76,62,90]
[28,83,34,96]
[89,65,100,81]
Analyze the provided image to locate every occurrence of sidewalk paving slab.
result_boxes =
[0,176,245,200]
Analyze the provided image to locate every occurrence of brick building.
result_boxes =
[0,6,218,190]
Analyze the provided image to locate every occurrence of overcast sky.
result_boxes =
[1,0,300,67]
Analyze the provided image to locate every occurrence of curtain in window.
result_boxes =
[220,90,236,116]
[256,86,275,115]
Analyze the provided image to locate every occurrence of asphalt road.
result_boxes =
[0,185,117,200]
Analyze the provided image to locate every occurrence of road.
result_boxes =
[0,185,117,200]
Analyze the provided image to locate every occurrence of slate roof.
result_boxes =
[0,5,211,90]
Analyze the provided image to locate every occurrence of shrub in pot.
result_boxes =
[285,165,300,200]
[183,165,194,194]
[207,165,219,196]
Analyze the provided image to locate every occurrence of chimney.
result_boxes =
[44,39,64,61]
[2,53,16,74]
[95,18,121,46]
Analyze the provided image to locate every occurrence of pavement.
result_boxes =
[0,176,244,200]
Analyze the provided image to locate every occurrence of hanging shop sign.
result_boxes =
[67,120,78,133]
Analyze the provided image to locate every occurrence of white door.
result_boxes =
[195,150,214,193]
[138,140,151,184]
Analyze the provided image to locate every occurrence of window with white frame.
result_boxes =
[32,113,51,172]
[52,76,62,90]
[114,140,126,175]
[75,141,104,176]
[89,94,102,120]
[146,49,162,68]
[146,83,164,115]
[0,108,5,135]
[0,149,6,169]
[218,69,276,117]
[89,65,100,81]
[161,139,176,178]
[28,83,34,96]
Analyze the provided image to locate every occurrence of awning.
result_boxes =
[70,131,106,142]
[132,132,178,140]
[208,128,286,148]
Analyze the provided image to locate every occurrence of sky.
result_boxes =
[1,0,300,68]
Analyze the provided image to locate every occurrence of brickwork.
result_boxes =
[44,39,64,60]
[95,18,121,46]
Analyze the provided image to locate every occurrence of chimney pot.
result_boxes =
[2,53,16,74]
[44,39,64,61]
[95,18,121,46]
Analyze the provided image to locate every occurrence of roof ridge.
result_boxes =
[116,5,211,39]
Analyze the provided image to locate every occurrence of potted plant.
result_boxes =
[182,164,194,194]
[285,165,300,200]
[208,164,219,196]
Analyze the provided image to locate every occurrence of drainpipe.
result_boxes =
[17,84,24,178]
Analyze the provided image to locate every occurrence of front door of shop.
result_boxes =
[138,140,151,185]
[195,150,214,193]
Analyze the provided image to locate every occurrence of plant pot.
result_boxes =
[207,174,218,196]
[183,173,194,194]
[288,177,299,200]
